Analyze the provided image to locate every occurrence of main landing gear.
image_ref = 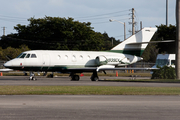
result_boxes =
[70,73,80,81]
[70,71,99,81]
[90,71,99,81]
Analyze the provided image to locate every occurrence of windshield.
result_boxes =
[16,53,27,58]
[155,59,169,66]
[26,54,31,58]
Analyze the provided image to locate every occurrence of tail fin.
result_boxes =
[111,27,157,56]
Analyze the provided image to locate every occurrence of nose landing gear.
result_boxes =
[29,72,37,81]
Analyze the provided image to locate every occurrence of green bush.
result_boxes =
[151,66,176,79]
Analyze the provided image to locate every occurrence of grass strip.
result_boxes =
[103,79,180,83]
[0,86,180,95]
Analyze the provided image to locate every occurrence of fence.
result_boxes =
[0,61,6,69]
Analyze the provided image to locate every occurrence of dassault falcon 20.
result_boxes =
[3,27,157,81]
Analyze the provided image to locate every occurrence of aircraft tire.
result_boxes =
[91,77,98,81]
[71,75,80,81]
[32,77,36,81]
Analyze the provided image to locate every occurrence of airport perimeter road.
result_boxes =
[0,95,180,120]
[1,76,180,87]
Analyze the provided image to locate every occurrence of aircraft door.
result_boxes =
[42,54,50,71]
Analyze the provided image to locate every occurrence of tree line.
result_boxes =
[0,16,176,62]
[142,24,176,62]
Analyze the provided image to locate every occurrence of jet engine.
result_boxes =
[95,55,126,66]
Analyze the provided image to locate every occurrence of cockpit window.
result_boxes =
[17,53,27,58]
[20,54,27,58]
[26,54,31,58]
[31,54,37,58]
[17,53,23,58]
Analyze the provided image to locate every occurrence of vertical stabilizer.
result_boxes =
[111,27,157,56]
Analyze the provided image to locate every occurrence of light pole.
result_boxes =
[176,0,180,79]
[109,19,126,40]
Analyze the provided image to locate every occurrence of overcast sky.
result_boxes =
[0,0,176,41]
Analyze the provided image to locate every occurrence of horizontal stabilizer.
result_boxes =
[127,40,175,45]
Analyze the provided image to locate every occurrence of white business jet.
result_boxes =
[3,27,157,81]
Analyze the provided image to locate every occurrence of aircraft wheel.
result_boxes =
[91,77,99,81]
[32,77,36,81]
[29,76,36,81]
[71,75,80,81]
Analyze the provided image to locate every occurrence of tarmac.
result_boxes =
[0,76,180,120]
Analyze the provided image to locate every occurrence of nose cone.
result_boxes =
[3,60,13,68]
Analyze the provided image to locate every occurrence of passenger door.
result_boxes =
[42,54,50,71]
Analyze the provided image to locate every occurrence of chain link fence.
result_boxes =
[0,61,6,69]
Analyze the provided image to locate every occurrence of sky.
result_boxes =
[0,0,176,41]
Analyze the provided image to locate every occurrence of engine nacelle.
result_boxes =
[95,55,127,66]
[95,56,108,66]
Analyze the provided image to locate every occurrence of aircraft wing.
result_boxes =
[97,67,158,72]
[67,66,158,73]
[0,69,13,72]
[67,67,97,72]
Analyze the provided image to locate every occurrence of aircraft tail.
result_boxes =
[110,27,157,56]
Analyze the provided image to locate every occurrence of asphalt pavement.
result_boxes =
[0,95,180,120]
[1,76,180,120]
[0,76,180,87]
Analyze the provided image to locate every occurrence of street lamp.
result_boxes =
[109,19,126,40]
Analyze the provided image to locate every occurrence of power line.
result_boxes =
[92,18,130,24]
[78,14,129,21]
[74,9,129,19]
[0,15,28,24]
[0,15,27,19]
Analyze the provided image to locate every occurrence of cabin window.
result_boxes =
[26,54,31,58]
[80,55,83,60]
[57,55,61,59]
[87,55,90,60]
[72,55,76,61]
[31,54,37,58]
[65,55,68,59]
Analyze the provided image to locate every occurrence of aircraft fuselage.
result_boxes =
[4,50,142,72]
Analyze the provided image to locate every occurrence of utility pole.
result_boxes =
[2,27,6,36]
[129,8,135,35]
[176,0,180,79]
[140,21,142,30]
[132,8,135,35]
[166,0,168,26]
[123,22,126,40]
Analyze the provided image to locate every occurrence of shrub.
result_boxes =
[151,66,176,79]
